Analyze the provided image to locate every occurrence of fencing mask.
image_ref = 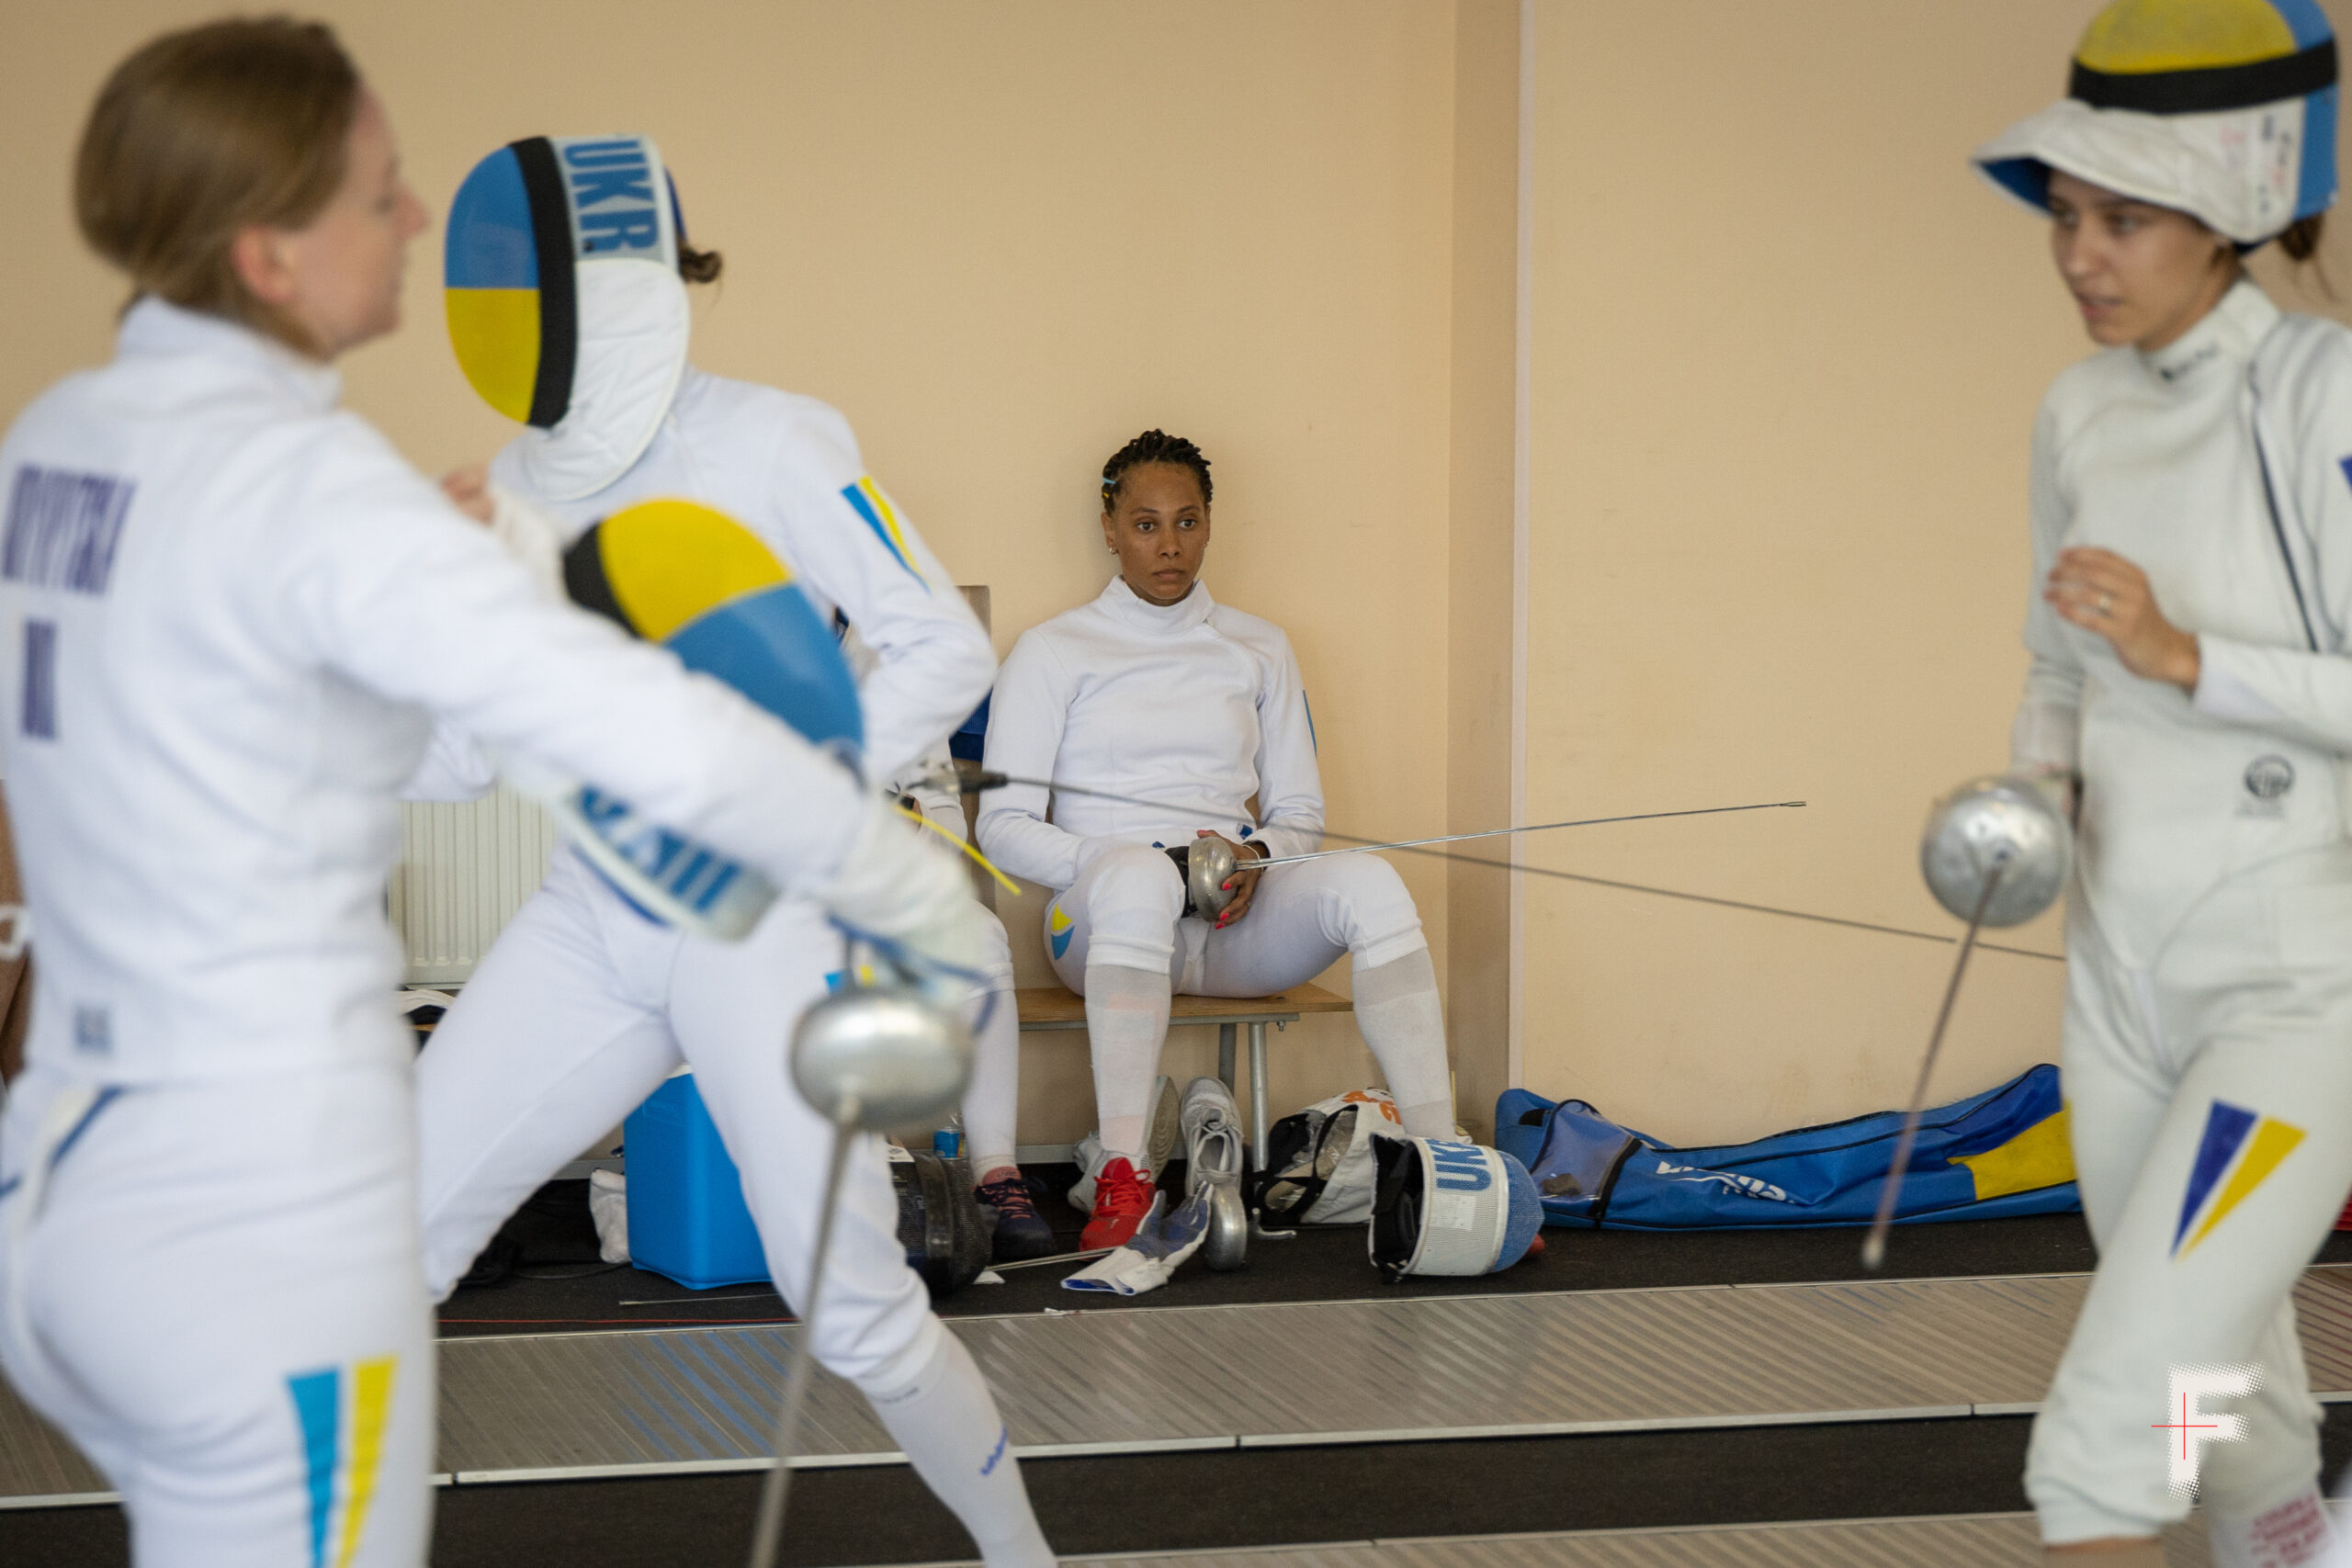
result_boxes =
[1368,1137,1543,1283]
[540,497,864,940]
[1974,0,2337,245]
[446,134,691,500]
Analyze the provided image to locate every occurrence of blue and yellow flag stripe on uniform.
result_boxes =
[840,478,924,581]
[287,1356,398,1568]
[1049,901,1075,959]
[2173,1099,2306,1258]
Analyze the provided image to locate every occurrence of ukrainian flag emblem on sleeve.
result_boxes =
[840,477,925,582]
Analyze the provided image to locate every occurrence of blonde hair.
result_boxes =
[74,17,359,349]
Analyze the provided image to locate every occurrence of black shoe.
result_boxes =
[456,1231,522,1291]
[977,1174,1059,1262]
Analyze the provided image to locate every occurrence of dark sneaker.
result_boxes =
[977,1174,1059,1262]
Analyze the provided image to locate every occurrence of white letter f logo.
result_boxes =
[2160,1364,2255,1494]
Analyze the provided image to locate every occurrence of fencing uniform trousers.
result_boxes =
[414,852,1052,1563]
[1043,845,1450,1156]
[0,1063,434,1568]
[2026,849,2352,1545]
[416,851,938,1383]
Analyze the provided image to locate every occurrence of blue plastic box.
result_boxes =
[623,1073,769,1290]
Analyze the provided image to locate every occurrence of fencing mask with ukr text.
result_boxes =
[1368,1137,1544,1283]
[446,133,691,501]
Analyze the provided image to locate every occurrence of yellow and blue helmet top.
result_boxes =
[547,498,865,940]
[1976,0,2336,243]
[445,134,683,429]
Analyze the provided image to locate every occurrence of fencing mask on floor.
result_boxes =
[1368,1137,1543,1283]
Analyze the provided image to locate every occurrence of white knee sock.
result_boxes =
[1085,961,1170,1164]
[962,983,1020,1181]
[1352,948,1454,1137]
[867,1335,1053,1568]
[2210,1483,2337,1566]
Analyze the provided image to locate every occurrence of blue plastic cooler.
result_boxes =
[623,1073,769,1289]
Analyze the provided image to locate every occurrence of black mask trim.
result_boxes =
[2070,39,2336,116]
[509,136,579,430]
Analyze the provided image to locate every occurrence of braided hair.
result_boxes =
[1101,429,1212,512]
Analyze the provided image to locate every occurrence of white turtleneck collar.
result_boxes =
[2138,277,2279,389]
[117,296,342,413]
[1097,572,1216,635]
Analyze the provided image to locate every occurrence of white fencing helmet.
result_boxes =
[1974,0,2337,245]
[1368,1137,1544,1282]
[446,134,691,500]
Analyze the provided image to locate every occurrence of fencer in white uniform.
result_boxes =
[0,38,978,1568]
[978,431,1455,1249]
[1976,4,2352,1562]
[413,135,1052,1562]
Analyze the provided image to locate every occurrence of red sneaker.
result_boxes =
[1080,1157,1157,1250]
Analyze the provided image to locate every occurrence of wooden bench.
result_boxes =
[1013,982,1353,1177]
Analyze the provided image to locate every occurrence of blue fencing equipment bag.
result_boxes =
[1367,1138,1544,1282]
[1495,1063,2077,1230]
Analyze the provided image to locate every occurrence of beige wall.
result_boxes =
[1517,0,2352,1145]
[0,2,1460,1149]
[9,2,2349,1151]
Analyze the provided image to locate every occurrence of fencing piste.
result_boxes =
[865,1335,1053,1568]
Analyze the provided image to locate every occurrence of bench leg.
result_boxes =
[1217,1022,1237,1090]
[1248,1020,1295,1241]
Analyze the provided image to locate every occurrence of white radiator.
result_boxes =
[390,787,560,985]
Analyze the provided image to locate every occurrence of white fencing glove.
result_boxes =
[810,793,989,997]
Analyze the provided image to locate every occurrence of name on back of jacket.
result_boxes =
[2,466,132,595]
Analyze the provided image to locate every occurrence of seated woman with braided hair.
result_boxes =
[976,430,1456,1248]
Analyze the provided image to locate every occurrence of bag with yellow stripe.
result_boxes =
[1494,1064,2078,1230]
[544,496,865,940]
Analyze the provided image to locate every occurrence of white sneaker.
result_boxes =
[1068,1132,1104,1213]
[1146,1073,1181,1177]
[1068,1076,1178,1212]
[1180,1077,1244,1197]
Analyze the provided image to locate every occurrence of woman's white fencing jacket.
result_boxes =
[976,576,1322,890]
[2013,279,2352,965]
[0,300,869,1084]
